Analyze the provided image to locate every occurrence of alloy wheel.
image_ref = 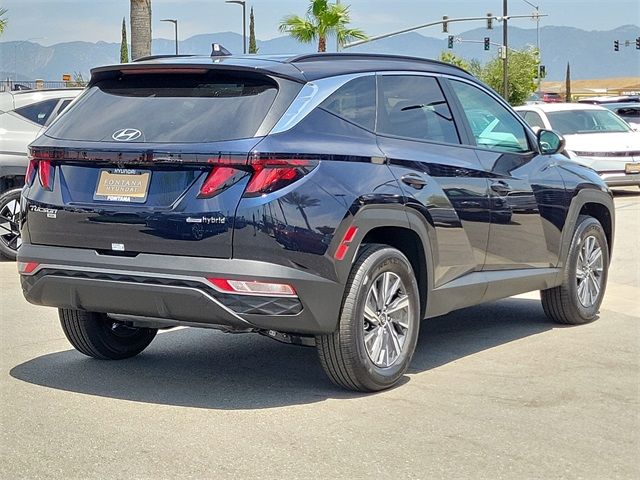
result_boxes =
[0,196,22,253]
[363,271,412,368]
[576,235,604,308]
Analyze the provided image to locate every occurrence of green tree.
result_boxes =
[120,17,129,63]
[0,8,7,34]
[278,0,367,52]
[130,0,151,60]
[248,6,258,54]
[438,51,483,77]
[565,62,571,102]
[479,47,539,105]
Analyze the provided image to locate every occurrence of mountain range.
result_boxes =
[1,24,638,82]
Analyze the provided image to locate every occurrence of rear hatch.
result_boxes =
[24,67,303,258]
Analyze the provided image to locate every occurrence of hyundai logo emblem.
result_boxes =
[112,128,142,142]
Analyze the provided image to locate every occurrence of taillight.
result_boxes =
[207,278,297,297]
[38,160,53,190]
[244,158,317,197]
[17,261,40,275]
[198,167,242,199]
[25,159,38,186]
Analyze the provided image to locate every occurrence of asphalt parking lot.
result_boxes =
[1,191,638,480]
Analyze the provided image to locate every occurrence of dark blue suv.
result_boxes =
[18,53,615,392]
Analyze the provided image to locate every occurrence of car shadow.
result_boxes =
[10,298,554,410]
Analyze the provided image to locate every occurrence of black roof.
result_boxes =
[91,52,472,83]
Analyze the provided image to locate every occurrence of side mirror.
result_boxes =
[537,129,565,155]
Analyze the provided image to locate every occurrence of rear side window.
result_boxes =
[377,75,459,144]
[45,72,279,143]
[15,99,59,126]
[320,76,376,131]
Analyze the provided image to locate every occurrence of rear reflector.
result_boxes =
[207,278,297,297]
[18,261,39,275]
[334,226,358,261]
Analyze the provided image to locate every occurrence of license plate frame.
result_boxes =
[625,163,640,174]
[94,169,151,203]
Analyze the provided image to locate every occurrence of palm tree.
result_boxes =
[283,192,320,231]
[278,0,367,52]
[130,0,151,60]
[0,8,8,35]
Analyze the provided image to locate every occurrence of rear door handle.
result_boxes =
[401,174,428,189]
[490,180,512,195]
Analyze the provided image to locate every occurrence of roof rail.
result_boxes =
[287,52,469,73]
[132,54,197,62]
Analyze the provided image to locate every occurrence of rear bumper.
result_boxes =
[598,171,640,187]
[18,244,344,334]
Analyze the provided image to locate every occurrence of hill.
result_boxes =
[0,25,638,82]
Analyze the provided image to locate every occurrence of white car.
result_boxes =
[0,88,83,259]
[515,103,640,188]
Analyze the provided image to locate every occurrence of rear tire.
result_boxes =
[541,215,609,325]
[0,188,23,260]
[316,244,420,392]
[59,309,157,359]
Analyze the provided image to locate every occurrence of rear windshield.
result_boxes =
[45,71,278,143]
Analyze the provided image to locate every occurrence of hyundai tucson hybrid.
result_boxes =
[18,53,614,392]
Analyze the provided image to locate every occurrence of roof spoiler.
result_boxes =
[211,43,232,57]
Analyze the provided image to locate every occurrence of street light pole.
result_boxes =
[226,0,247,54]
[521,0,541,93]
[503,0,509,100]
[161,19,178,55]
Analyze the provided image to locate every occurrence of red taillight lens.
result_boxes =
[38,160,53,190]
[198,167,241,198]
[244,158,317,197]
[25,159,38,186]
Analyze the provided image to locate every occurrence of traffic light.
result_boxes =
[448,35,454,49]
[442,16,449,33]
[487,13,493,30]
[614,40,619,51]
[539,65,546,78]
[484,37,490,50]
[636,37,640,49]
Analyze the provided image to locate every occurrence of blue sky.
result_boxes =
[2,0,639,45]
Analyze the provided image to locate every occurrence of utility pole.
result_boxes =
[503,0,509,100]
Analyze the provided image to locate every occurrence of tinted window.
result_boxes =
[546,109,631,135]
[46,72,278,143]
[450,80,530,153]
[377,75,459,144]
[320,76,375,131]
[15,99,59,126]
[523,111,545,129]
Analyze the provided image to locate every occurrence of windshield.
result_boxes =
[45,71,278,143]
[546,109,631,135]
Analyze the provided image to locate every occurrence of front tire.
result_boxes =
[59,309,157,359]
[316,244,421,392]
[541,215,609,325]
[0,188,23,260]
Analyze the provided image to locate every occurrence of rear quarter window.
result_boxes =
[319,76,376,131]
[45,71,279,143]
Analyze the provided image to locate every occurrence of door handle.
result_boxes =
[490,180,512,195]
[401,174,428,190]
